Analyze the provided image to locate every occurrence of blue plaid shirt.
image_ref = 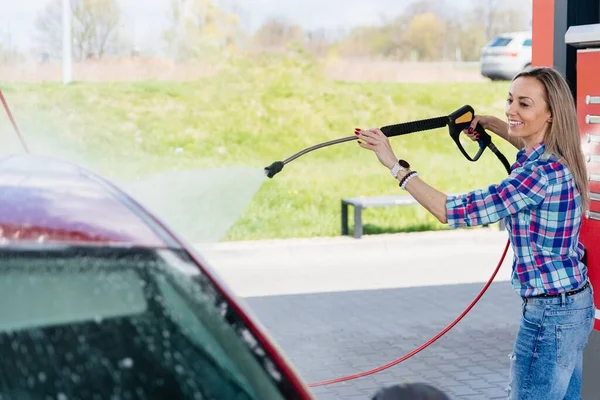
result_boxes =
[446,143,587,297]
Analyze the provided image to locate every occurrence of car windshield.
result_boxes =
[489,37,512,47]
[0,246,296,400]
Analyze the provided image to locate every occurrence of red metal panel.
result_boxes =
[532,0,555,67]
[577,49,600,331]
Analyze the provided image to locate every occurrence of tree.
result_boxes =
[403,13,447,61]
[457,2,529,61]
[34,0,123,61]
[356,0,452,61]
[458,26,488,61]
[253,18,304,51]
[472,0,529,44]
[72,0,122,59]
[333,24,398,58]
[304,29,334,58]
[163,0,240,61]
[34,0,63,60]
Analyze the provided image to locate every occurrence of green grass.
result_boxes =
[0,55,516,241]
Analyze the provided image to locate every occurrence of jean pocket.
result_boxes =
[556,317,593,368]
[522,303,542,327]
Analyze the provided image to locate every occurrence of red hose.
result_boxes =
[0,89,30,154]
[308,237,511,387]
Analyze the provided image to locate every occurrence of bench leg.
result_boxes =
[353,206,363,239]
[341,202,349,235]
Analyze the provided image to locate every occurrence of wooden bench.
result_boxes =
[341,194,503,238]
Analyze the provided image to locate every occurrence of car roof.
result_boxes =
[0,154,178,248]
[494,31,531,39]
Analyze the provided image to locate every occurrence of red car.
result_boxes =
[0,154,314,399]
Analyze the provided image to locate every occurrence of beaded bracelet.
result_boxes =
[399,171,418,190]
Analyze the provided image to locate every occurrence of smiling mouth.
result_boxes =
[509,120,523,127]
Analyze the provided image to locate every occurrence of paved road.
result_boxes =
[247,281,520,399]
[200,229,522,399]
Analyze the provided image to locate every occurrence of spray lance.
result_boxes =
[264,105,512,177]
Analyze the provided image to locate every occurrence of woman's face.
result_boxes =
[505,76,553,148]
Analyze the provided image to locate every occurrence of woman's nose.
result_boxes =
[505,102,516,116]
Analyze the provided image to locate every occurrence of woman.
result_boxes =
[355,67,594,400]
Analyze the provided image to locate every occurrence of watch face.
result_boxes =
[398,159,410,168]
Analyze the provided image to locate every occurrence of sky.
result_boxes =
[0,0,530,58]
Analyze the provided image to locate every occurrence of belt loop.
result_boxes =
[561,292,567,307]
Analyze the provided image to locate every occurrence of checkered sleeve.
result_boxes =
[445,163,548,229]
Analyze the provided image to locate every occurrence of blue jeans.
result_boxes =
[507,283,595,399]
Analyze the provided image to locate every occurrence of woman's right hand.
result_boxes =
[465,114,519,150]
[463,115,495,141]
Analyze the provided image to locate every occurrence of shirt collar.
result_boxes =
[515,142,546,167]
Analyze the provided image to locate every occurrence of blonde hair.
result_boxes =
[513,67,589,211]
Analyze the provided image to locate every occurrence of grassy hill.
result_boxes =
[0,55,515,241]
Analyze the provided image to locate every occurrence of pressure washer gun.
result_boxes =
[264,105,511,178]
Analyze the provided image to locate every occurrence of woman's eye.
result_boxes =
[506,98,513,104]
[520,102,528,108]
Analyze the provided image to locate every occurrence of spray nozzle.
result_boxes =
[264,161,285,178]
[264,135,357,179]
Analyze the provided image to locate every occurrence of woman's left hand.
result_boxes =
[355,128,399,169]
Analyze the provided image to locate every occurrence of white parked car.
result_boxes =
[480,31,532,80]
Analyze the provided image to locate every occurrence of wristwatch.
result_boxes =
[389,159,411,178]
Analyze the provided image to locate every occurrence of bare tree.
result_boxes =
[305,29,334,58]
[484,0,501,42]
[253,18,304,51]
[34,0,122,61]
[472,0,529,44]
[34,0,63,60]
[73,0,121,59]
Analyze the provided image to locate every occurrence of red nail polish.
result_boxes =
[357,141,362,144]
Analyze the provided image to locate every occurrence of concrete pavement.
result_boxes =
[197,228,514,297]
[196,228,521,399]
